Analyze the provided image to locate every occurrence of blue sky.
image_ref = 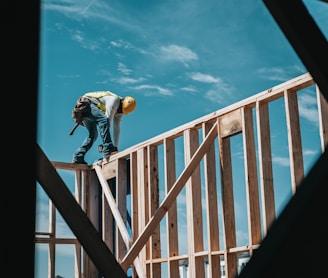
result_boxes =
[36,0,328,277]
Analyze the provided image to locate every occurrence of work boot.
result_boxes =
[111,146,118,154]
[72,159,87,164]
[99,144,118,154]
[103,155,110,164]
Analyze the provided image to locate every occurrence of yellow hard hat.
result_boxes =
[122,96,136,114]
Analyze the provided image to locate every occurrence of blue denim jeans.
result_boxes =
[73,103,114,162]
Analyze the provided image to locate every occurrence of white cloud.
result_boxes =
[42,0,142,32]
[205,89,226,104]
[181,86,197,94]
[80,0,97,14]
[110,40,148,55]
[298,93,319,125]
[257,65,304,81]
[117,62,132,75]
[114,77,145,85]
[184,72,235,104]
[133,84,174,96]
[303,148,317,156]
[189,72,221,83]
[159,45,198,66]
[272,155,290,167]
[71,30,102,51]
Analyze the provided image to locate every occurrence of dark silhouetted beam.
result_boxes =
[263,0,328,102]
[36,143,127,278]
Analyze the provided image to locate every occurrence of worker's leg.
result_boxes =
[91,104,116,159]
[72,109,98,163]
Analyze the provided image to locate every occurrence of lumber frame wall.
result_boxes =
[36,72,328,278]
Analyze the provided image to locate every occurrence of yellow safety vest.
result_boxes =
[84,91,121,113]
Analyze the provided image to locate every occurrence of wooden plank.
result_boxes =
[74,170,83,205]
[117,158,128,261]
[52,161,90,171]
[95,166,131,247]
[75,168,88,275]
[121,122,218,271]
[130,152,139,278]
[147,145,161,277]
[86,170,100,277]
[184,129,205,278]
[219,109,242,138]
[101,160,117,180]
[218,119,238,278]
[255,74,314,104]
[202,122,221,277]
[94,165,146,278]
[35,237,79,244]
[84,171,93,277]
[164,138,180,278]
[256,101,275,234]
[74,243,82,278]
[102,190,114,251]
[36,144,127,278]
[241,107,262,247]
[137,148,148,275]
[317,86,328,152]
[88,171,100,231]
[49,201,56,278]
[284,89,304,193]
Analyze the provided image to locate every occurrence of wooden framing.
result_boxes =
[256,101,275,235]
[184,128,205,278]
[202,122,221,278]
[36,72,328,278]
[284,89,304,194]
[241,107,261,249]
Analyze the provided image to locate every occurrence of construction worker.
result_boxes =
[72,91,136,164]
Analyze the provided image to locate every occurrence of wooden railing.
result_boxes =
[35,72,328,278]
